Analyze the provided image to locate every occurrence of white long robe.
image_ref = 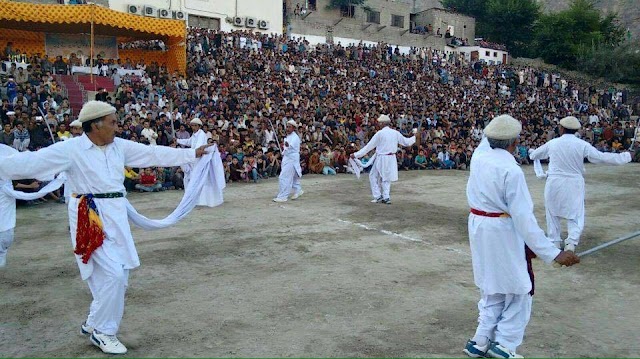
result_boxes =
[467,138,560,295]
[0,134,197,279]
[353,126,415,182]
[281,131,302,177]
[529,134,631,220]
[177,129,223,207]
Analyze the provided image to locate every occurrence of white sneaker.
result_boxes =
[486,342,523,358]
[272,197,287,203]
[564,243,576,252]
[90,331,128,354]
[291,190,304,200]
[371,196,382,203]
[81,322,94,336]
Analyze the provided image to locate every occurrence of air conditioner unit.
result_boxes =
[245,17,257,28]
[127,4,141,15]
[158,8,171,19]
[143,5,157,17]
[258,20,269,29]
[233,16,244,26]
[173,11,186,20]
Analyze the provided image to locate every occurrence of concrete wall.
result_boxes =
[412,8,475,41]
[289,18,445,50]
[108,0,283,34]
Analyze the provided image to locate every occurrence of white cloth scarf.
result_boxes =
[126,145,225,230]
[347,153,376,179]
[1,176,66,201]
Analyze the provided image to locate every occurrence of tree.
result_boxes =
[483,0,540,57]
[443,0,539,57]
[534,0,625,70]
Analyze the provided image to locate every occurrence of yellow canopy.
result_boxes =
[0,1,186,73]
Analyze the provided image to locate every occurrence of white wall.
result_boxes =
[457,46,509,65]
[290,33,416,54]
[108,0,283,34]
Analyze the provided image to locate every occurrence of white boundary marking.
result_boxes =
[338,219,469,256]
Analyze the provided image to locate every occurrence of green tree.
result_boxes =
[534,0,625,70]
[443,0,539,57]
[483,0,540,57]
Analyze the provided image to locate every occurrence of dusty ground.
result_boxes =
[1,163,639,358]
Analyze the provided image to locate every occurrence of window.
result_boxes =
[485,51,490,56]
[188,15,221,30]
[391,14,404,28]
[366,10,380,24]
[340,5,355,18]
[494,52,498,57]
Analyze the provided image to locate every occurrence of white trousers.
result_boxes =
[473,292,532,352]
[369,167,390,200]
[85,248,129,335]
[13,139,30,152]
[0,228,15,268]
[545,206,584,247]
[276,165,302,200]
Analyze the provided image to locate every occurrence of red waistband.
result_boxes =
[470,208,510,218]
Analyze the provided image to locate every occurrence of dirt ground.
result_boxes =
[1,163,639,358]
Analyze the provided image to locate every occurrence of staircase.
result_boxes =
[58,75,86,118]
[76,75,116,92]
[56,75,116,118]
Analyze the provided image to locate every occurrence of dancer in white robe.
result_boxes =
[273,120,303,202]
[350,114,415,204]
[0,101,211,355]
[529,116,631,252]
[176,118,224,207]
[464,115,579,359]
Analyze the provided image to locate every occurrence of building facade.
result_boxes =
[108,0,284,34]
[286,0,474,51]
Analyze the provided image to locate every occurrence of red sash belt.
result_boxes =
[470,208,510,218]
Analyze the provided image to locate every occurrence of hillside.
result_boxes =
[537,0,640,40]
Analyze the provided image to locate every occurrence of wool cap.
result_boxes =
[77,100,116,123]
[484,114,522,140]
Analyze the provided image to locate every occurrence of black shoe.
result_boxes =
[380,198,391,204]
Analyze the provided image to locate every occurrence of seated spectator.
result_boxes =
[124,166,139,191]
[414,149,428,170]
[320,148,336,175]
[135,168,162,192]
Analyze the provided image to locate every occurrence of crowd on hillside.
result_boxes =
[1,26,639,199]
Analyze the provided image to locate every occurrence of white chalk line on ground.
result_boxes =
[338,219,470,256]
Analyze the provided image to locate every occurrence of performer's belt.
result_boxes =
[470,208,510,218]
[72,192,124,199]
[72,192,123,264]
[382,153,396,155]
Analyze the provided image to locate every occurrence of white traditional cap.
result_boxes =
[484,114,522,140]
[69,120,82,128]
[6,111,15,116]
[286,119,298,128]
[559,116,581,130]
[190,118,203,126]
[77,100,116,123]
[377,114,391,124]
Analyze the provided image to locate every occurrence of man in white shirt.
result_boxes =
[140,121,158,146]
[273,120,303,202]
[0,101,209,355]
[464,115,579,359]
[529,116,631,251]
[350,114,415,204]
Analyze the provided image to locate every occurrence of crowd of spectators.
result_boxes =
[1,26,639,201]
